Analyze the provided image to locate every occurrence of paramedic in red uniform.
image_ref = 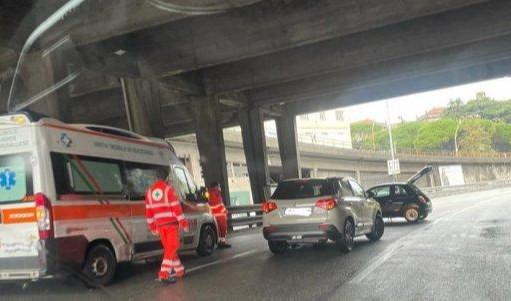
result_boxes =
[145,169,189,283]
[208,182,231,248]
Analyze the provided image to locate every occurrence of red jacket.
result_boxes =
[208,187,227,217]
[145,180,189,232]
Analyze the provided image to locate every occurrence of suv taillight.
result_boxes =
[35,193,53,240]
[315,199,337,210]
[418,195,427,205]
[262,201,278,213]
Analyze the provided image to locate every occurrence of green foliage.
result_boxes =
[351,92,511,153]
[414,119,457,150]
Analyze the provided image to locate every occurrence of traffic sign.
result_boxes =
[387,159,400,175]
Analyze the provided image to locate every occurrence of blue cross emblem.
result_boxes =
[0,169,16,190]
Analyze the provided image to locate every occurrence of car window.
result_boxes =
[348,180,366,198]
[339,179,354,197]
[272,179,334,199]
[371,186,390,198]
[394,185,408,196]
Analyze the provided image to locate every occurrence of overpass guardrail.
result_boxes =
[227,205,263,230]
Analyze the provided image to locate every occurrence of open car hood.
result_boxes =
[407,165,433,185]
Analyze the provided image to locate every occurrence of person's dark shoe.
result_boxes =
[161,276,177,284]
[218,242,232,249]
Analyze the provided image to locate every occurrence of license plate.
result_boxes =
[285,207,312,217]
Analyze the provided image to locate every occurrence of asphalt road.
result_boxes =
[2,187,511,301]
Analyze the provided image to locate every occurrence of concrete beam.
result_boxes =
[203,1,511,92]
[276,114,301,179]
[285,58,511,116]
[139,0,487,76]
[42,0,261,47]
[192,97,231,206]
[248,34,511,106]
[70,89,125,124]
[239,107,270,204]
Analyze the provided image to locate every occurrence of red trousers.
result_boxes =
[215,214,228,242]
[158,225,185,279]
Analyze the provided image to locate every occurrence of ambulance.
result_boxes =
[0,111,219,285]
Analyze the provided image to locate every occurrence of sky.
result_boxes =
[343,77,511,124]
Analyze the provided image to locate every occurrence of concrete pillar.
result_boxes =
[121,78,164,138]
[192,97,231,206]
[21,51,69,120]
[239,107,270,204]
[275,114,301,179]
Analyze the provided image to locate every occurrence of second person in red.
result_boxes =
[208,182,231,248]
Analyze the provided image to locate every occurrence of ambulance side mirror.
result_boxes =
[198,187,209,203]
[186,192,198,202]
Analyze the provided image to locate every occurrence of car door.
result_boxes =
[343,179,366,233]
[370,186,392,216]
[392,185,413,212]
[348,179,372,231]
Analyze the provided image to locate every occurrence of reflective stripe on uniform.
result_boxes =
[169,201,180,207]
[176,215,185,221]
[164,186,171,204]
[148,203,170,209]
[146,218,154,223]
[154,212,174,219]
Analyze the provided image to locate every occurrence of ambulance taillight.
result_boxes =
[35,193,54,240]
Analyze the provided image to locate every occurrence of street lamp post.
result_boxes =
[386,99,397,181]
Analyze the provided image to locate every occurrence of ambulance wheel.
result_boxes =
[83,244,117,287]
[197,225,216,256]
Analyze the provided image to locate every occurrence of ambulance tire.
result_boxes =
[196,225,216,256]
[83,244,117,287]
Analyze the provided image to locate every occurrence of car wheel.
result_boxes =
[268,240,288,254]
[83,244,117,287]
[366,215,384,241]
[337,219,355,253]
[196,225,216,256]
[404,207,420,223]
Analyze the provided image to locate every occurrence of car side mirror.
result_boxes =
[367,191,375,198]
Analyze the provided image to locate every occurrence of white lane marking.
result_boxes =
[350,197,497,284]
[187,249,261,273]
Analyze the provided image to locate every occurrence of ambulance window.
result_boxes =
[70,158,124,194]
[174,167,191,196]
[184,170,197,194]
[125,163,169,201]
[0,153,33,204]
[51,153,124,195]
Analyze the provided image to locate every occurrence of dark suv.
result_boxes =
[367,166,433,223]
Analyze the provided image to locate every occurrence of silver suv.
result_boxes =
[262,177,384,254]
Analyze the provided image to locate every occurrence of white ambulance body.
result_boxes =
[0,112,218,284]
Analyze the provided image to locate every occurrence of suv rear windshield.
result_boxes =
[272,179,334,200]
[0,153,33,204]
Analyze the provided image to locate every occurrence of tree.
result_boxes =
[444,98,464,120]
[457,119,495,153]
[350,121,385,150]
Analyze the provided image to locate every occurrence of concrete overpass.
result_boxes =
[2,0,511,205]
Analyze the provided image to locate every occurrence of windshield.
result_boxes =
[272,180,334,199]
[0,153,32,204]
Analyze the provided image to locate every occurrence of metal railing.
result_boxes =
[224,128,511,159]
[227,204,263,229]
